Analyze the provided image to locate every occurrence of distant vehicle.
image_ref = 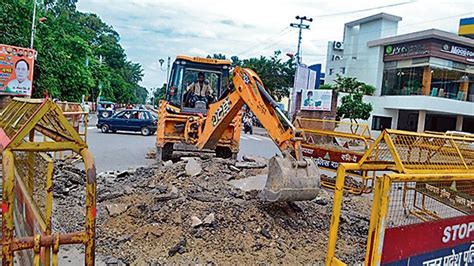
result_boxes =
[97,101,115,118]
[97,109,157,136]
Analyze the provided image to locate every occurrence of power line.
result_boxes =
[236,26,292,56]
[312,0,418,18]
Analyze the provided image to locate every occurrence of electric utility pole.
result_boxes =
[289,15,312,117]
[290,16,313,64]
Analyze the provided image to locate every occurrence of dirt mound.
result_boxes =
[51,157,371,264]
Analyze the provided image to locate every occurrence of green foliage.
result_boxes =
[151,83,167,105]
[203,51,294,101]
[0,0,145,103]
[333,74,374,123]
[232,51,294,102]
[319,84,334,90]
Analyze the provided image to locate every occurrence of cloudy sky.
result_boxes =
[77,0,473,90]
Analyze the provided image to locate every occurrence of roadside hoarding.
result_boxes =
[300,89,332,111]
[0,44,36,96]
[381,214,474,265]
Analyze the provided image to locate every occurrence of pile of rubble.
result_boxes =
[51,156,371,264]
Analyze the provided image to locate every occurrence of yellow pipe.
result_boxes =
[80,148,97,265]
[2,149,15,265]
[44,159,54,265]
[325,163,359,265]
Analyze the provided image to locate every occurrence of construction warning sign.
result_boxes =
[382,214,474,265]
[0,44,36,96]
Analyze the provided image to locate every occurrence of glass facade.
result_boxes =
[382,66,473,102]
[430,68,472,100]
[382,67,423,96]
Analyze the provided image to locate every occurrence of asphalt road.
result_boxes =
[86,115,280,173]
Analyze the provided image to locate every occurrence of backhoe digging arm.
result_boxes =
[197,66,303,159]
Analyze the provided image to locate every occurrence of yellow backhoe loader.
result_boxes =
[157,55,320,202]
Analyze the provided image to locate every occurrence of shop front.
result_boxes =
[380,39,473,101]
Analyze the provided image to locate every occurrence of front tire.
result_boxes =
[101,124,110,133]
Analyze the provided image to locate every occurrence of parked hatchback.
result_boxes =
[97,109,157,136]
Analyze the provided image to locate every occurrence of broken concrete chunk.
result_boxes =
[242,155,268,166]
[260,227,272,239]
[235,161,266,169]
[163,160,173,167]
[191,216,203,227]
[106,203,130,217]
[155,185,179,202]
[203,213,215,226]
[185,158,202,176]
[228,165,241,172]
[168,238,187,257]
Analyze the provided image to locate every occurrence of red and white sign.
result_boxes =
[302,143,363,174]
[382,215,474,265]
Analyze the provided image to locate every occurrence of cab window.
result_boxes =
[168,65,184,107]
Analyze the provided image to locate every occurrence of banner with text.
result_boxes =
[0,44,36,96]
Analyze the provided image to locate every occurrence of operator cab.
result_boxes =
[166,55,231,114]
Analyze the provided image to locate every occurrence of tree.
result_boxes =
[151,83,167,106]
[0,0,144,103]
[333,74,375,133]
[232,51,295,101]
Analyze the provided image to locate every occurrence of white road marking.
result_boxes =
[245,135,266,141]
[240,135,249,140]
[87,126,97,130]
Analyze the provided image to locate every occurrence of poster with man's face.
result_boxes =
[300,89,333,111]
[0,44,36,96]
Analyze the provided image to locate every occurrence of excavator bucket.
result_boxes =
[260,155,320,202]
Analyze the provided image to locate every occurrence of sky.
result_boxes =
[76,0,474,90]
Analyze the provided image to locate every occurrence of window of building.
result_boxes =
[340,67,346,74]
[372,116,392,131]
[382,67,423,96]
[329,68,334,75]
[463,116,474,133]
[425,114,456,132]
[397,110,419,132]
[430,68,472,101]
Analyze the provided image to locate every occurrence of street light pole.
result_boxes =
[29,0,37,49]
[159,57,171,89]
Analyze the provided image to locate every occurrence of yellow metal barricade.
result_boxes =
[55,101,89,162]
[0,98,96,265]
[294,117,375,194]
[325,129,474,265]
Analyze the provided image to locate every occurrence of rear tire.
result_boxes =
[216,146,233,159]
[141,127,151,136]
[101,124,110,133]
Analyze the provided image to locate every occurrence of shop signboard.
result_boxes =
[384,43,429,58]
[0,44,36,96]
[440,43,474,63]
[381,214,474,265]
[300,89,332,111]
[383,39,474,64]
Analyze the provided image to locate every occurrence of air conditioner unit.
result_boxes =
[332,55,342,61]
[333,41,344,51]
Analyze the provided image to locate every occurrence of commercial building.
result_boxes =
[325,13,474,135]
